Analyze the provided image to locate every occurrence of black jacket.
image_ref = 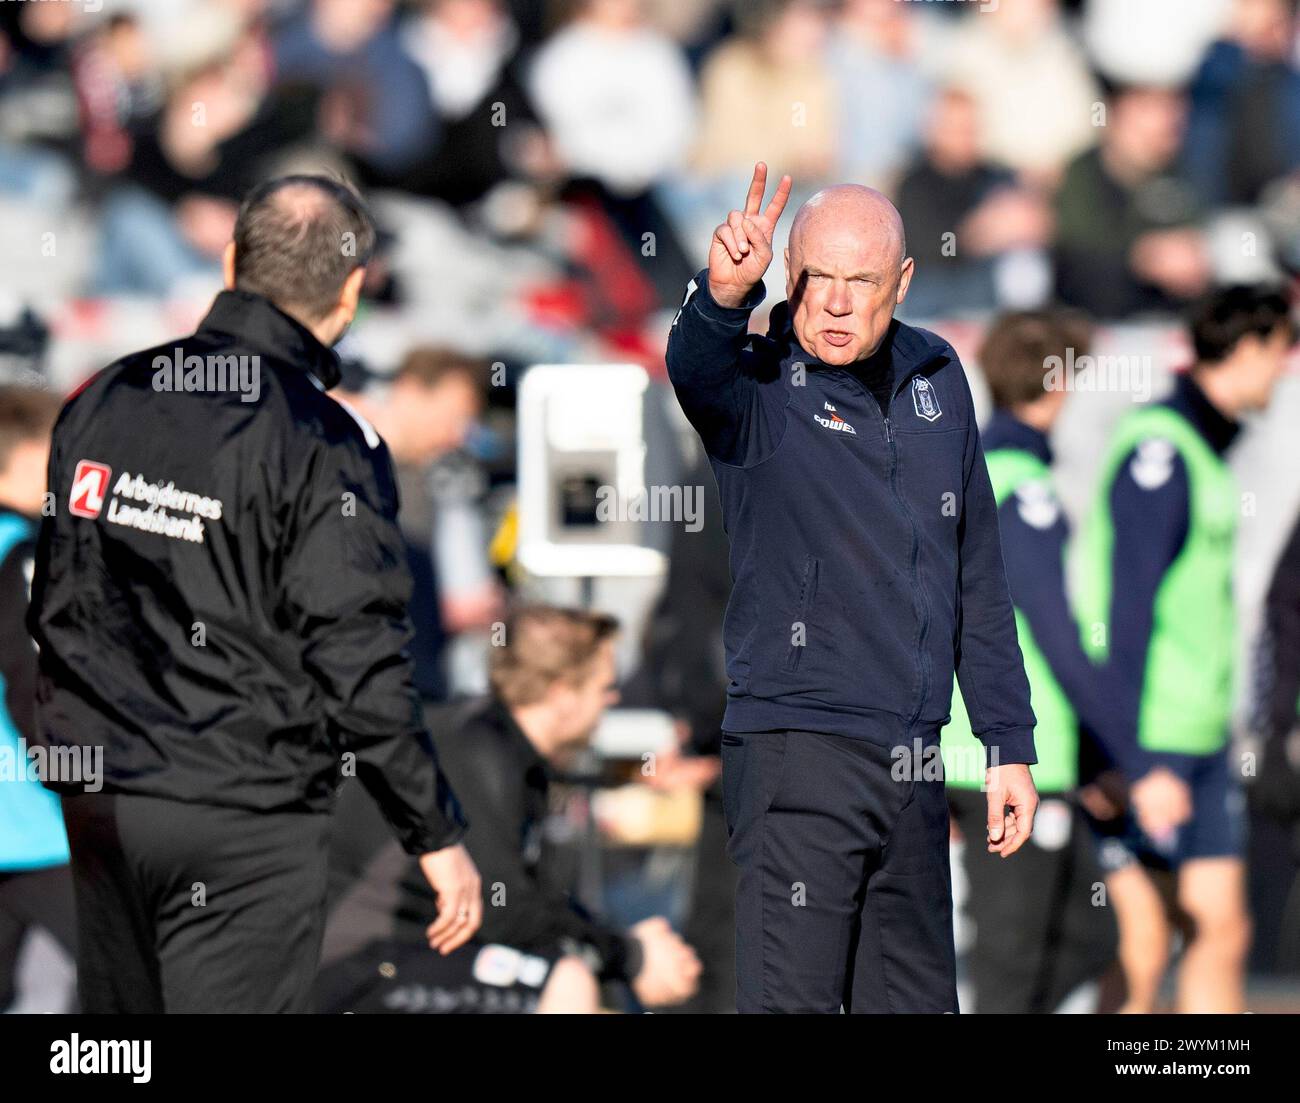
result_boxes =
[29,290,465,854]
[429,695,641,981]
[665,272,1035,763]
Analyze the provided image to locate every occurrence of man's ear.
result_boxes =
[337,266,367,326]
[222,242,238,291]
[896,256,915,305]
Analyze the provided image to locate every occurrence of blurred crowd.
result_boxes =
[1,0,1298,327]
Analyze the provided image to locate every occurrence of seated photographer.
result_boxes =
[316,605,700,1013]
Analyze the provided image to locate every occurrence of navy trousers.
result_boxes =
[721,727,958,1013]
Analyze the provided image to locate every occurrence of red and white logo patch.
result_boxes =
[69,460,111,519]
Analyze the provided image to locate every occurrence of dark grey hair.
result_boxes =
[232,175,377,322]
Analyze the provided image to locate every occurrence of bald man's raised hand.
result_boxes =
[708,162,792,309]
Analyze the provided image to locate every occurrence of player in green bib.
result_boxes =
[942,312,1118,1012]
[1077,285,1294,1013]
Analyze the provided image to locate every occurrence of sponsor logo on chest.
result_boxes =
[813,400,857,435]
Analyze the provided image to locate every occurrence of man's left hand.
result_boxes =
[985,763,1038,858]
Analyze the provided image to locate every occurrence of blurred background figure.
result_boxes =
[825,0,934,192]
[337,346,502,703]
[943,311,1118,1014]
[273,0,438,178]
[1182,0,1300,209]
[0,386,76,1014]
[692,0,834,184]
[943,0,1100,189]
[1054,84,1208,319]
[399,0,542,208]
[318,605,701,1013]
[1079,285,1296,1012]
[896,87,1052,317]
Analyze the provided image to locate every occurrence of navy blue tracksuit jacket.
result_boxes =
[666,272,1036,766]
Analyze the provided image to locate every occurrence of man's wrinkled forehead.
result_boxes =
[788,216,905,277]
[788,188,907,274]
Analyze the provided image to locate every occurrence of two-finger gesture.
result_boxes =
[708,162,793,309]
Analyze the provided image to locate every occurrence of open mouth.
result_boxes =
[823,331,854,348]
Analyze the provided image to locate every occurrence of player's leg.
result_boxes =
[1173,751,1250,1012]
[1104,858,1170,1013]
[1175,856,1250,1012]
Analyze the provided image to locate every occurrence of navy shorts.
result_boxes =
[1095,748,1246,873]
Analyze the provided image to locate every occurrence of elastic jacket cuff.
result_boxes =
[980,727,1038,769]
[693,269,766,324]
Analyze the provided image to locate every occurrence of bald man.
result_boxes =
[666,164,1039,1013]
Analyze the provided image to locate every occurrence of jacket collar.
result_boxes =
[983,409,1053,465]
[195,290,342,390]
[483,693,550,776]
[765,302,951,391]
[1167,371,1240,456]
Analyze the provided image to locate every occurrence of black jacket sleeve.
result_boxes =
[281,430,465,855]
[954,388,1037,768]
[997,489,1128,772]
[665,271,784,468]
[0,534,38,743]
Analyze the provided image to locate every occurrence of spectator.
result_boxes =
[93,47,319,297]
[692,0,835,182]
[1054,85,1209,318]
[400,0,544,207]
[825,0,933,191]
[528,0,694,196]
[945,0,1101,187]
[1183,0,1300,207]
[337,347,500,702]
[1083,0,1230,88]
[273,0,439,178]
[0,0,81,205]
[527,0,697,308]
[71,13,162,178]
[896,87,1052,317]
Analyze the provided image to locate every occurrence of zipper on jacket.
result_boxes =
[837,369,930,726]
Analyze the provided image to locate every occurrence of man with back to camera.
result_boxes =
[28,175,481,1013]
[666,162,1039,1013]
